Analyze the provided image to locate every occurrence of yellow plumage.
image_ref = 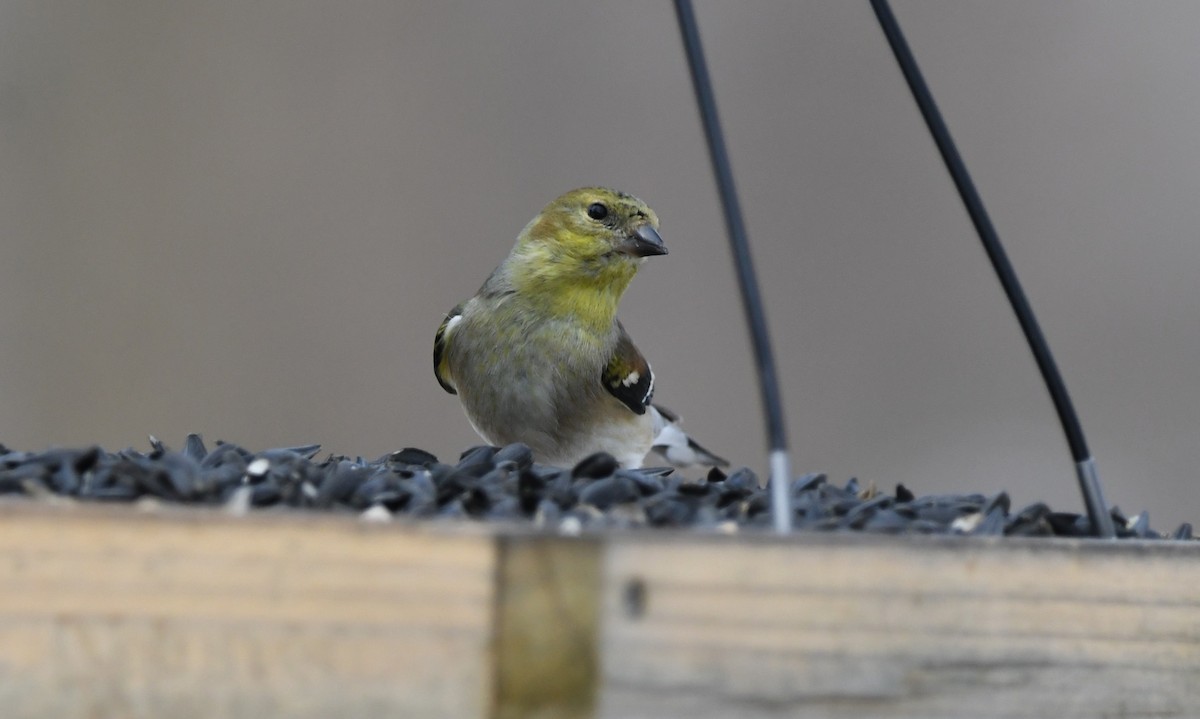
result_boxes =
[434,187,726,469]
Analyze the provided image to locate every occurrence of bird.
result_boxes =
[433,187,727,470]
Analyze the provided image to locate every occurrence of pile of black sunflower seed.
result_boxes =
[0,435,1192,539]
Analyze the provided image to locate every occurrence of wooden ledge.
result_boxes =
[0,502,1196,718]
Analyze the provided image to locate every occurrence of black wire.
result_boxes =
[869,0,1115,537]
[672,0,789,454]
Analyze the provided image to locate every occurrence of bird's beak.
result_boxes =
[624,224,668,257]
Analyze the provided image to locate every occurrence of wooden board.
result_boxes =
[599,534,1200,718]
[0,503,1197,718]
[0,505,497,718]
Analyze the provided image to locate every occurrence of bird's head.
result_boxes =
[505,188,666,319]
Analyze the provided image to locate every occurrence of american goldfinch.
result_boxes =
[434,187,727,470]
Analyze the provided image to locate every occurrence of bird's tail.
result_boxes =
[648,404,729,468]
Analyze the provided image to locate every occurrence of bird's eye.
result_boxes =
[587,203,609,221]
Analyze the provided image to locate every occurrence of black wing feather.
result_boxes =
[601,322,654,415]
[433,305,463,395]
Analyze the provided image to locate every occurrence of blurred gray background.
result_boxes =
[2,1,1197,528]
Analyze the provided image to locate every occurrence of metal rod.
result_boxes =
[869,0,1116,538]
[672,0,792,533]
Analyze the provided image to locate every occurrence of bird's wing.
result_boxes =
[433,304,464,395]
[601,322,654,416]
[650,404,729,468]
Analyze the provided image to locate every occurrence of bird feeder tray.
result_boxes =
[0,503,1195,718]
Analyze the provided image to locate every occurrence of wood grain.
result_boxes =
[599,534,1200,718]
[1,504,1197,718]
[491,536,600,719]
[0,505,496,719]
